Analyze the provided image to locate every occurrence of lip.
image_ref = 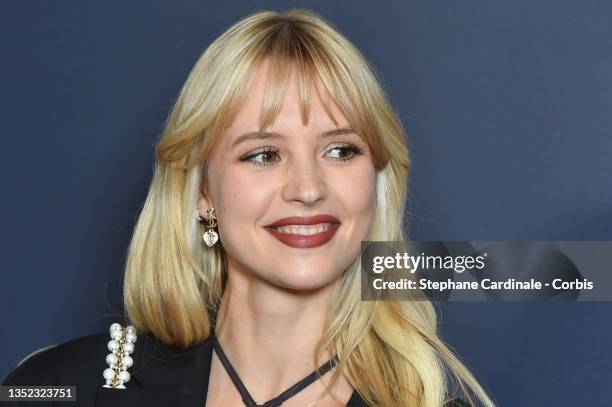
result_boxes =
[264,214,341,249]
[266,214,341,228]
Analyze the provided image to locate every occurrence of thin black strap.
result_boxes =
[212,336,338,407]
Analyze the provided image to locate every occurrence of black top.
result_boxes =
[3,331,469,406]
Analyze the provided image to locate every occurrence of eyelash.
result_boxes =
[240,144,364,168]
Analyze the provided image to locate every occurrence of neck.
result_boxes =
[213,257,339,399]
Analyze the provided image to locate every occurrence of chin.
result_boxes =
[272,264,342,292]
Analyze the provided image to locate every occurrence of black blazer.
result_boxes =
[3,331,468,407]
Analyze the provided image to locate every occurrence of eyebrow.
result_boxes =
[231,127,356,148]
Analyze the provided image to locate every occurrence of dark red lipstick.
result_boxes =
[264,214,341,248]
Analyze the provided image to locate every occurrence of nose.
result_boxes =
[281,154,328,206]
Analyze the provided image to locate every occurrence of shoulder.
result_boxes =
[3,332,110,386]
[2,328,164,406]
[3,328,156,388]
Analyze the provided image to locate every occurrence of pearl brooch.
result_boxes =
[102,323,137,389]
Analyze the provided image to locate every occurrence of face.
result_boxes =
[198,62,377,291]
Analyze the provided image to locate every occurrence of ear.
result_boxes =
[197,179,214,219]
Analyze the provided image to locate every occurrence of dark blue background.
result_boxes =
[1,1,611,405]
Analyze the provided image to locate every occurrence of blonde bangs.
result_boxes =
[158,11,392,172]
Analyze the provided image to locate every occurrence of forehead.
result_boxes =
[223,60,349,137]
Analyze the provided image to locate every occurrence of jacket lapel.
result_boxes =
[95,333,215,407]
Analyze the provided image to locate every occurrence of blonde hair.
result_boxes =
[123,9,495,407]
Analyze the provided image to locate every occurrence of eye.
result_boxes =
[326,144,363,161]
[239,144,363,167]
[240,148,280,167]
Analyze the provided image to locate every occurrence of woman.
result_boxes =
[3,9,495,407]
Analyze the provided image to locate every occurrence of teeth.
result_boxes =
[272,223,335,235]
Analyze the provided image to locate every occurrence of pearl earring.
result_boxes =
[197,207,218,247]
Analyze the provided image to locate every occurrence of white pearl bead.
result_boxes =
[111,330,123,340]
[109,323,122,334]
[126,325,136,335]
[107,340,119,352]
[106,353,118,366]
[103,368,115,380]
[123,342,134,354]
[118,370,131,383]
[121,355,133,368]
[125,332,137,343]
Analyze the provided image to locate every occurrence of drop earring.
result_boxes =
[198,207,218,247]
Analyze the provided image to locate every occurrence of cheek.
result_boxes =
[214,168,272,231]
[331,164,376,221]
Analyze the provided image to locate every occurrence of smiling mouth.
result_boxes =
[268,223,337,235]
[264,223,340,248]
